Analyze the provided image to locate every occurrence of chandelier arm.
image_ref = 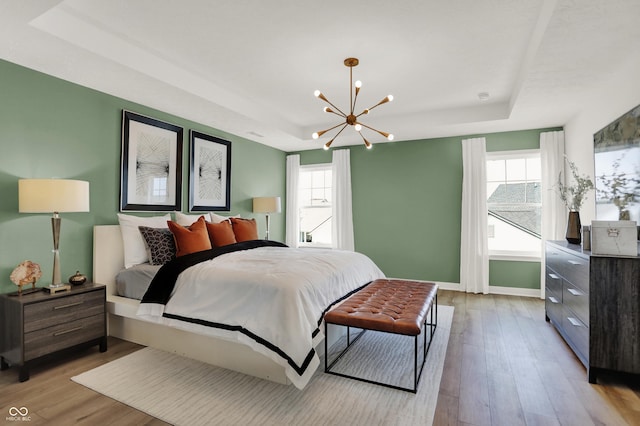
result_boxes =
[357,122,391,138]
[324,124,349,150]
[314,121,348,139]
[366,96,392,112]
[358,131,372,149]
[325,109,346,118]
[318,94,348,117]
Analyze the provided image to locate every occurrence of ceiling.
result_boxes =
[1,0,639,152]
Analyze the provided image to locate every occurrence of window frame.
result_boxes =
[486,149,542,261]
[298,163,333,248]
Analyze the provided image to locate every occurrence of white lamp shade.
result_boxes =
[19,179,90,213]
[252,196,281,213]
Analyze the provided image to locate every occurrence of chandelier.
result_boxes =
[312,57,394,150]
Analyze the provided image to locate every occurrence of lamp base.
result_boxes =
[43,284,71,294]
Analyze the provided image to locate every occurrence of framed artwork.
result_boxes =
[120,110,183,211]
[594,104,640,224]
[189,130,232,211]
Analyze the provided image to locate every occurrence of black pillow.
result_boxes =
[138,226,176,265]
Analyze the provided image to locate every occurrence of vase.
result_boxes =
[566,211,581,244]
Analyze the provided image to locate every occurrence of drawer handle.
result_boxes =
[548,296,559,304]
[53,326,83,336]
[548,273,560,280]
[567,260,582,266]
[567,317,583,327]
[567,288,583,296]
[53,301,83,310]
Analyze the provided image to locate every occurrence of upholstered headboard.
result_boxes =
[93,225,124,297]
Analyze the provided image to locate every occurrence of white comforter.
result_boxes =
[137,246,385,389]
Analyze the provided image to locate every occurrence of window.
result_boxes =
[298,164,332,247]
[486,150,541,259]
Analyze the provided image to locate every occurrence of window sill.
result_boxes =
[298,242,332,249]
[489,253,541,262]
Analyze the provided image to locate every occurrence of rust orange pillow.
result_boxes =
[206,220,237,247]
[167,215,212,256]
[230,217,259,242]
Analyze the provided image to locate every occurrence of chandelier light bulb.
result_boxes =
[355,80,362,88]
[314,90,321,97]
[312,132,319,139]
[387,134,394,141]
[388,95,394,102]
[354,124,362,131]
[323,107,330,113]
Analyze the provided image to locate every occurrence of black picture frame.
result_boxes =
[120,110,183,211]
[189,130,232,211]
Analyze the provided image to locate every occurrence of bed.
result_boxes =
[93,225,385,389]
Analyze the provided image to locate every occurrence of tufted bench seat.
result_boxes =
[324,278,438,393]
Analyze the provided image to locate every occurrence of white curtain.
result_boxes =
[332,149,355,251]
[460,137,489,294]
[285,154,300,248]
[540,130,566,298]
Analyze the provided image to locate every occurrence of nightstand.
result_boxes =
[0,283,107,382]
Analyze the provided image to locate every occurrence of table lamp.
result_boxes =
[252,196,281,240]
[18,179,90,289]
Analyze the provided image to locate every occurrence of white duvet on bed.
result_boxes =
[136,246,385,389]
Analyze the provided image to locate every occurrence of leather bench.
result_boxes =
[324,278,438,393]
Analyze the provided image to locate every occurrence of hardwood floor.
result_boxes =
[0,290,638,425]
[433,291,640,426]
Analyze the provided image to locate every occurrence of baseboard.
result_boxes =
[427,281,542,298]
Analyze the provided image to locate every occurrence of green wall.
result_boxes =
[296,127,560,289]
[0,59,286,294]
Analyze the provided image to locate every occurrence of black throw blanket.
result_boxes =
[140,240,288,306]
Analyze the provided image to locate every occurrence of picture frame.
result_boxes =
[593,103,640,225]
[189,130,232,211]
[120,110,183,211]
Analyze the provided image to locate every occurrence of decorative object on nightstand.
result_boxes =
[252,196,281,240]
[9,260,42,295]
[557,158,594,244]
[18,179,90,292]
[0,283,107,382]
[69,271,87,286]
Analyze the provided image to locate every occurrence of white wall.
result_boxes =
[564,56,640,224]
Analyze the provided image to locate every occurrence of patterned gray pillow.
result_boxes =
[138,226,176,265]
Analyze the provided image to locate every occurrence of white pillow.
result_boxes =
[117,213,171,268]
[210,212,239,223]
[175,211,208,226]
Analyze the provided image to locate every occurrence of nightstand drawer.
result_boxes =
[545,268,563,298]
[24,314,104,360]
[24,290,104,333]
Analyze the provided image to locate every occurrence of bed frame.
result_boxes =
[93,225,291,384]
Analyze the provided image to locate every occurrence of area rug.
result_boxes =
[72,305,453,426]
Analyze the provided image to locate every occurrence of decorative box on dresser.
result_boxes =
[0,283,107,382]
[545,240,640,383]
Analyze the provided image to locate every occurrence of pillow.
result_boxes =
[206,220,237,247]
[167,216,212,257]
[210,212,240,223]
[138,226,176,265]
[175,211,204,226]
[117,213,171,268]
[230,217,259,242]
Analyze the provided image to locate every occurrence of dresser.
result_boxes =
[545,241,640,383]
[0,283,107,382]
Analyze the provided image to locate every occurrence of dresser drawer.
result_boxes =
[24,314,104,360]
[563,282,589,325]
[546,247,589,291]
[545,268,563,299]
[545,291,563,325]
[24,290,104,333]
[562,312,589,362]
